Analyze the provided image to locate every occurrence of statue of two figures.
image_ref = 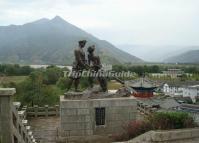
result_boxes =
[66,40,107,94]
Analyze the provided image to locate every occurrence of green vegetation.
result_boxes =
[0,76,28,87]
[113,64,161,76]
[0,64,95,106]
[146,112,196,130]
[113,64,199,75]
[113,64,199,81]
[0,64,34,76]
[0,65,66,106]
[113,112,197,142]
[2,63,199,106]
[108,80,123,90]
[15,71,61,106]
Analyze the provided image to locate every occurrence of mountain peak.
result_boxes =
[51,16,65,22]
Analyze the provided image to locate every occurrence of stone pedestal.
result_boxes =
[64,92,83,99]
[60,92,137,141]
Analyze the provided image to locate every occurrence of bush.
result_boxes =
[125,120,152,140]
[57,77,68,90]
[43,66,63,85]
[112,120,152,142]
[0,64,33,76]
[15,71,61,106]
[147,112,196,130]
[112,112,197,142]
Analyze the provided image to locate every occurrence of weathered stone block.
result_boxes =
[77,108,90,115]
[61,109,77,115]
[62,122,92,130]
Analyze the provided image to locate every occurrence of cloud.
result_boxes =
[65,0,101,6]
[0,0,199,46]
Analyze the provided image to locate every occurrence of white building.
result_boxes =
[163,83,183,97]
[183,85,199,103]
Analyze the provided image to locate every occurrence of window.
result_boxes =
[95,107,105,126]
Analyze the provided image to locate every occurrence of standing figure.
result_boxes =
[87,45,107,92]
[67,40,87,92]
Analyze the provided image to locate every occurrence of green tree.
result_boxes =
[16,71,60,106]
[43,66,63,85]
[57,77,68,90]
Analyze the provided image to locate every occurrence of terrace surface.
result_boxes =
[29,116,60,143]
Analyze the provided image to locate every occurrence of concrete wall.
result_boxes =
[60,96,137,138]
[115,128,199,143]
[183,87,198,103]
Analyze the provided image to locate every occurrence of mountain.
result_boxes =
[164,50,199,63]
[118,44,199,62]
[0,16,143,65]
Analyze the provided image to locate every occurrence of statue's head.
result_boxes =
[87,45,95,54]
[78,40,87,48]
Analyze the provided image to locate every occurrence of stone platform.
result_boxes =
[59,91,137,142]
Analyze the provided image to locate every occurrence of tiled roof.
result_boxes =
[125,78,158,88]
[137,97,180,109]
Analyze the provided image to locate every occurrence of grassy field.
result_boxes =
[0,76,28,87]
[108,80,123,90]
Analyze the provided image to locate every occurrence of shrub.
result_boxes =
[57,77,68,90]
[112,111,197,142]
[112,120,152,142]
[146,112,196,130]
[125,120,152,140]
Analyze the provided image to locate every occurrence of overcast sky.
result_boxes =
[0,0,199,46]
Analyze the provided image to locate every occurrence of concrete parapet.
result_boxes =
[0,88,37,143]
[115,128,199,143]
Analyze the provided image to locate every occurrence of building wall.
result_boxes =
[163,84,169,94]
[183,88,199,103]
[163,84,183,97]
[60,96,137,137]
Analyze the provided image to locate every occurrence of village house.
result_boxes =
[183,85,199,103]
[151,69,192,79]
[163,83,183,97]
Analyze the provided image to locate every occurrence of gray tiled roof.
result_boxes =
[125,78,158,88]
[137,97,180,109]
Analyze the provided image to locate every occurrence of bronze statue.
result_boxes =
[87,45,107,92]
[67,40,87,92]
